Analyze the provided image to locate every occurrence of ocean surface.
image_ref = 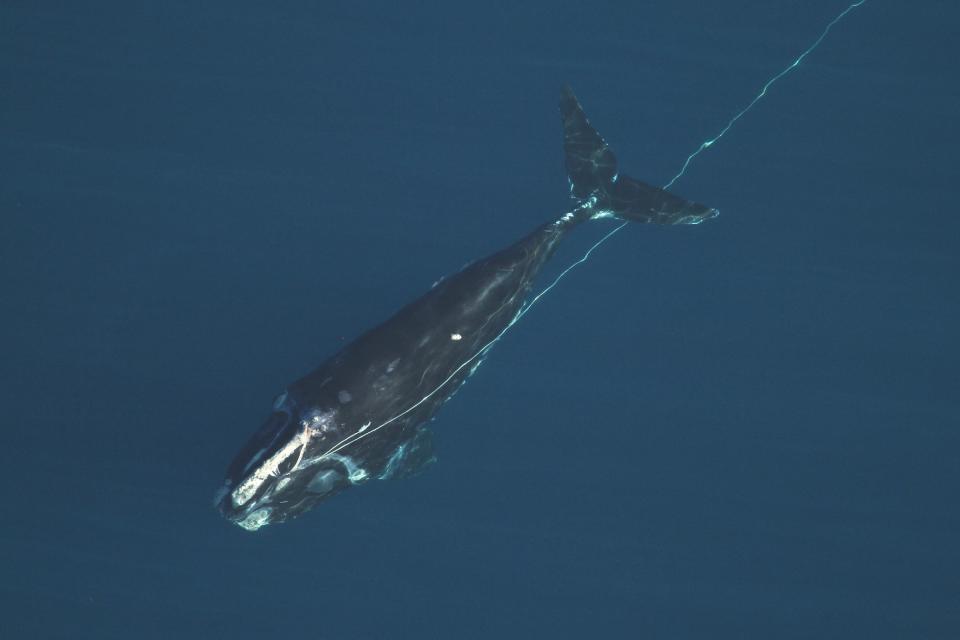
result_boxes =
[3,1,958,638]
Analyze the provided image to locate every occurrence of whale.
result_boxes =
[215,86,717,531]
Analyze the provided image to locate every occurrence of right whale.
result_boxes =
[215,86,718,531]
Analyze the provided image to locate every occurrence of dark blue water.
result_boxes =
[3,1,958,638]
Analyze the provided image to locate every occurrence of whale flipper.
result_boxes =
[378,426,437,480]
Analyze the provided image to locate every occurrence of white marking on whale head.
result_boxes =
[272,391,289,411]
[307,469,341,495]
[303,408,338,433]
[317,452,369,484]
[231,409,339,509]
[231,428,312,508]
[237,507,272,531]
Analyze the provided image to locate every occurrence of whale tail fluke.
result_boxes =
[560,85,718,226]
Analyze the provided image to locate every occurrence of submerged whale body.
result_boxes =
[215,87,717,531]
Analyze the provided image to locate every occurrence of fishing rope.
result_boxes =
[320,0,868,460]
